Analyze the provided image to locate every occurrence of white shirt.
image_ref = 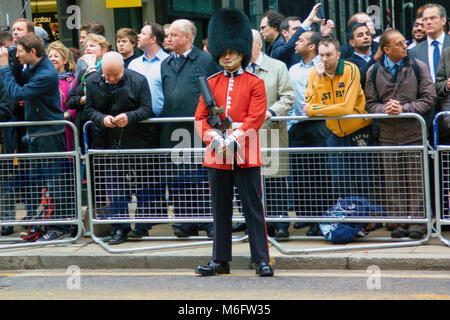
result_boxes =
[287,55,321,130]
[427,31,446,82]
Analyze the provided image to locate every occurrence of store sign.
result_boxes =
[106,0,142,8]
[33,13,59,42]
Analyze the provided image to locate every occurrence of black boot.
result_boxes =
[195,261,230,276]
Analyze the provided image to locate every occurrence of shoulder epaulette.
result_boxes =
[207,71,223,80]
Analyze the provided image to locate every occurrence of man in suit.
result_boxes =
[259,10,285,58]
[346,23,379,88]
[436,47,450,232]
[340,12,380,60]
[409,3,449,83]
[160,19,218,238]
[408,3,449,234]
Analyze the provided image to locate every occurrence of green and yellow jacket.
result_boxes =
[305,59,371,137]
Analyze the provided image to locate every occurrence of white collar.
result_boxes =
[427,32,445,46]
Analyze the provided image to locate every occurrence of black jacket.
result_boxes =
[270,30,304,69]
[346,52,376,88]
[341,41,379,60]
[160,46,218,148]
[85,69,155,149]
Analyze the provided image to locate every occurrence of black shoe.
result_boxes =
[195,261,230,276]
[174,228,198,238]
[409,231,424,240]
[275,228,289,239]
[232,222,247,233]
[294,222,308,229]
[391,228,409,238]
[267,225,276,237]
[306,223,321,236]
[127,228,148,239]
[255,262,274,277]
[1,226,14,236]
[108,229,127,245]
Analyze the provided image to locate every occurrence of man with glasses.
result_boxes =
[409,3,449,83]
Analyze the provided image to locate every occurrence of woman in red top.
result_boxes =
[194,8,273,277]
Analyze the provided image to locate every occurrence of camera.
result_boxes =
[7,45,17,59]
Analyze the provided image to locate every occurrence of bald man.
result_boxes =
[85,51,156,245]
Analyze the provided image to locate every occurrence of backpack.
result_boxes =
[20,188,54,242]
[370,57,434,128]
[319,196,385,244]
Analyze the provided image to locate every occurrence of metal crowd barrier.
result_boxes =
[265,113,432,254]
[433,111,450,246]
[84,113,433,254]
[83,118,247,253]
[0,121,83,249]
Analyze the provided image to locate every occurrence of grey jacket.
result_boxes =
[436,46,450,99]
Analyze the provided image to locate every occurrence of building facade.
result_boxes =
[0,0,448,50]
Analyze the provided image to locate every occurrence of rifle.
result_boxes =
[198,75,232,133]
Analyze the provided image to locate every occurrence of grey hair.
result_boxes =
[172,19,197,41]
[422,3,447,19]
[251,29,262,44]
[101,51,124,68]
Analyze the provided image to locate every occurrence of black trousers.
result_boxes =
[208,166,270,263]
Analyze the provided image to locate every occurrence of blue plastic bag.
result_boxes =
[319,196,385,244]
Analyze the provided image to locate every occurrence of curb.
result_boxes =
[1,253,450,271]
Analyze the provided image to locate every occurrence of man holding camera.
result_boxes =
[0,34,71,241]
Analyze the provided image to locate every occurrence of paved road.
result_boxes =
[0,269,449,300]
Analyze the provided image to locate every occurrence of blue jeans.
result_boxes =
[27,133,73,233]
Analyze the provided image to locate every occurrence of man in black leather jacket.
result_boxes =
[85,51,155,245]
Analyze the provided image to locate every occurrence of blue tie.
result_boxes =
[393,64,401,81]
[432,40,440,76]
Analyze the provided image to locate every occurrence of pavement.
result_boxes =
[0,221,449,272]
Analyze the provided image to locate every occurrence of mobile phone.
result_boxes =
[315,0,326,20]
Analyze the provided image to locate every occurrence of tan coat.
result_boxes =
[250,54,294,177]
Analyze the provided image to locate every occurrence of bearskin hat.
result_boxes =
[207,8,252,68]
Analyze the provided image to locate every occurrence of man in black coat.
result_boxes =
[160,19,218,238]
[345,23,378,88]
[85,51,155,245]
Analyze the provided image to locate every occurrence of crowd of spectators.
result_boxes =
[0,2,449,243]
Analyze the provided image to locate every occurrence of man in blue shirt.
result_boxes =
[129,22,169,117]
[127,22,169,239]
[288,30,331,235]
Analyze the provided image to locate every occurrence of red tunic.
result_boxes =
[195,70,267,170]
